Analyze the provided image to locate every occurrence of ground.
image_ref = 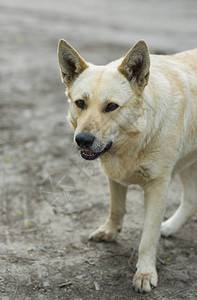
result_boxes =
[0,0,197,299]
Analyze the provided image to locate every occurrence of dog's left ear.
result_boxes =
[118,40,150,87]
[58,39,88,87]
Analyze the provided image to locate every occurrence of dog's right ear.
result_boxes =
[58,39,88,87]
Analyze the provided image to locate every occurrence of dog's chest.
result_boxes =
[100,155,152,186]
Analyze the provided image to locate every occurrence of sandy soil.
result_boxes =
[0,0,197,299]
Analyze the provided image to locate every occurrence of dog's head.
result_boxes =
[58,40,150,160]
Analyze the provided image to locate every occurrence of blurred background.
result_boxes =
[0,1,197,299]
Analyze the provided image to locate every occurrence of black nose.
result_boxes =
[75,132,95,149]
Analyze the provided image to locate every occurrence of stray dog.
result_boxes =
[57,39,197,293]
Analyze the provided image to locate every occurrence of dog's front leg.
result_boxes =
[89,178,127,242]
[133,179,169,293]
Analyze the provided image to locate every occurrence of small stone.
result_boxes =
[43,282,50,288]
[94,281,100,291]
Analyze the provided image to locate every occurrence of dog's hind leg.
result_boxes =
[161,161,197,237]
[89,178,127,242]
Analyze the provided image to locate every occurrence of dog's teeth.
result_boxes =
[83,150,95,156]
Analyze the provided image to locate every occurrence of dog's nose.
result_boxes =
[75,132,95,149]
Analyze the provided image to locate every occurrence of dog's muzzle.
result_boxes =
[75,132,113,160]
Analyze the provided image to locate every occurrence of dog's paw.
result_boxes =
[133,268,158,293]
[160,220,175,237]
[89,220,120,242]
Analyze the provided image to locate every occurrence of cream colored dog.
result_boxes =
[57,39,197,293]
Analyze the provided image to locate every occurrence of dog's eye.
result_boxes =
[75,99,85,109]
[105,102,119,112]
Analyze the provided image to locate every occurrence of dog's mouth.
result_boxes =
[80,141,113,160]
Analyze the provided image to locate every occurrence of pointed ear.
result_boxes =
[58,39,88,86]
[118,40,150,87]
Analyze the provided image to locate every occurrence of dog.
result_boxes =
[57,39,197,293]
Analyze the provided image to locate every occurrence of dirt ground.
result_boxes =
[0,0,197,299]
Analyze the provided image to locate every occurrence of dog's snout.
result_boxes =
[75,132,95,149]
